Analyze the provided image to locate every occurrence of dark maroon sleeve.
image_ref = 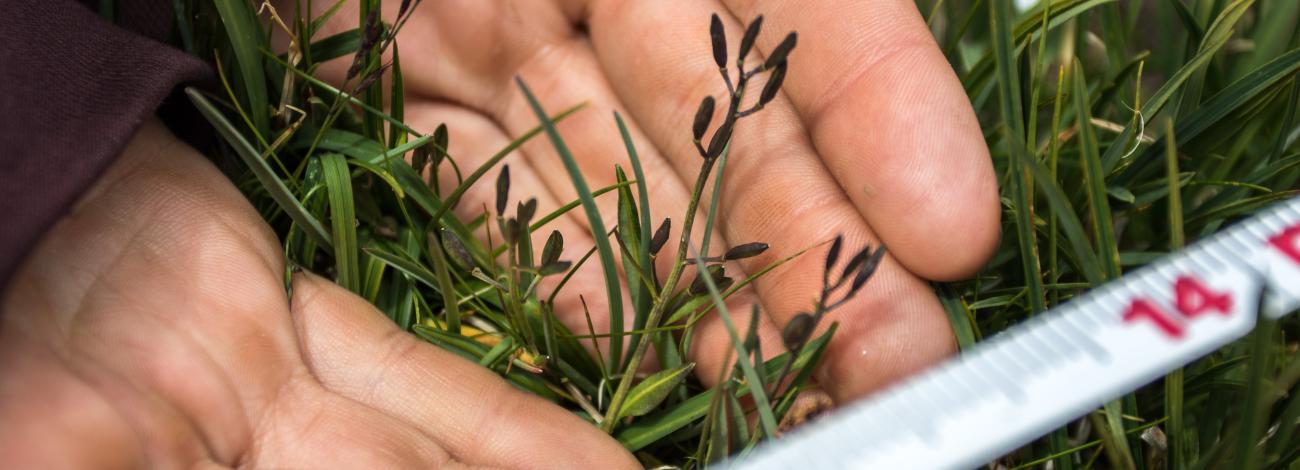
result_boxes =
[0,0,211,287]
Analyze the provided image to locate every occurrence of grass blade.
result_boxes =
[687,250,778,439]
[1163,118,1188,470]
[515,78,625,372]
[321,153,360,293]
[211,0,269,136]
[187,88,333,253]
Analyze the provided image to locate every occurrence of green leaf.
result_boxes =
[211,0,269,135]
[1011,143,1105,285]
[1107,186,1136,204]
[937,284,979,350]
[304,28,360,63]
[516,78,625,372]
[618,363,696,420]
[321,153,360,293]
[1072,61,1122,282]
[687,251,779,438]
[364,245,440,292]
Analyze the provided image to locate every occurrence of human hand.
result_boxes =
[298,0,999,404]
[0,120,638,468]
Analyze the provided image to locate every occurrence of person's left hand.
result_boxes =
[0,119,638,468]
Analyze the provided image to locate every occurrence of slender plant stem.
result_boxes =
[603,52,753,430]
[602,155,717,432]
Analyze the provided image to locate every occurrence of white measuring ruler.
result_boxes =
[737,197,1300,469]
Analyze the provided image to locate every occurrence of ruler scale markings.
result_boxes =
[735,198,1300,470]
[1034,319,1082,361]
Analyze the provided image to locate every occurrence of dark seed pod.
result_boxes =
[432,123,449,166]
[782,312,816,351]
[724,242,769,260]
[347,9,383,80]
[354,62,391,93]
[692,96,716,141]
[411,146,430,175]
[503,218,520,245]
[689,265,726,296]
[495,165,510,216]
[739,15,764,63]
[840,245,873,284]
[441,229,475,269]
[649,218,672,255]
[541,230,564,266]
[346,59,364,81]
[764,32,797,71]
[362,9,384,47]
[710,14,727,68]
[759,62,786,106]
[395,0,410,20]
[517,198,538,227]
[715,276,734,293]
[824,235,844,273]
[539,260,572,276]
[850,246,887,293]
[743,304,762,351]
[706,118,733,159]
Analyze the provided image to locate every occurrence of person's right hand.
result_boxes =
[295,0,999,404]
[0,119,637,468]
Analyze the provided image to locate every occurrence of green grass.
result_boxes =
[931,0,1300,468]
[183,0,1300,467]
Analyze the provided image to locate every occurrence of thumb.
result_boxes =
[289,272,638,469]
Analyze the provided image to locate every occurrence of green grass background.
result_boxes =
[177,0,1300,467]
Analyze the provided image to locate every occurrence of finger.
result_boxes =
[249,379,452,468]
[290,272,638,469]
[573,1,955,401]
[715,0,1000,280]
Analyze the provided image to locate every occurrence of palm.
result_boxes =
[299,0,1000,401]
[0,121,635,468]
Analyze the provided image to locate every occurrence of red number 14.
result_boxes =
[1122,275,1233,339]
